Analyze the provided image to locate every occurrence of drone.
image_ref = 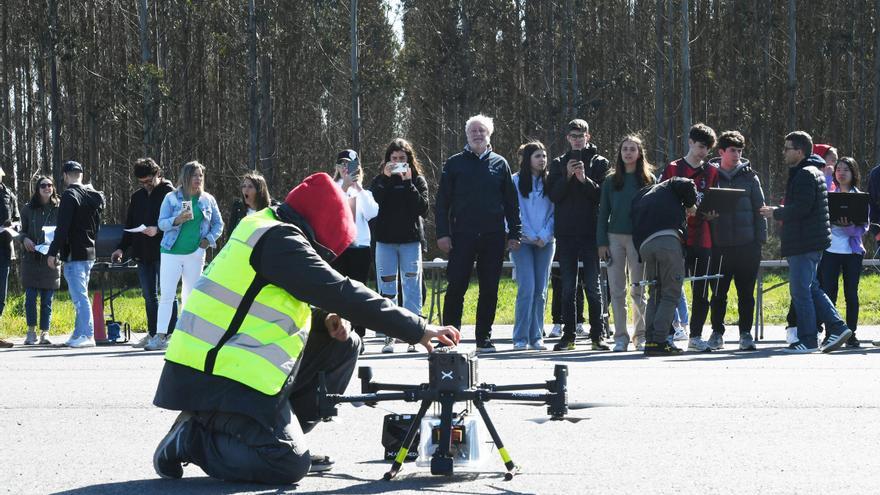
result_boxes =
[317,349,589,480]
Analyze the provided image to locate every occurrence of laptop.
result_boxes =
[698,188,747,215]
[827,192,869,224]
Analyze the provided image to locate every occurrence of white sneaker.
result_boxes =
[613,341,628,352]
[785,326,798,345]
[64,334,78,346]
[575,323,588,337]
[529,341,547,351]
[672,325,688,341]
[687,337,712,352]
[68,335,96,348]
[131,334,152,349]
[381,337,395,354]
[144,334,170,351]
[513,342,528,351]
[548,324,563,338]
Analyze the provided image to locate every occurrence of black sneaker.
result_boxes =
[476,340,497,353]
[643,342,679,356]
[845,334,861,348]
[309,454,334,473]
[553,338,576,351]
[591,341,610,351]
[153,411,194,479]
[820,328,853,353]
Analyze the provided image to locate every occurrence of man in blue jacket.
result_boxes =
[760,131,852,353]
[435,114,521,353]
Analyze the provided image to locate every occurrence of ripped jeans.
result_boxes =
[375,241,423,317]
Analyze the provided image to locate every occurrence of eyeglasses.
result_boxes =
[39,183,53,189]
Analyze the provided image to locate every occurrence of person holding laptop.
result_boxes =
[818,156,867,347]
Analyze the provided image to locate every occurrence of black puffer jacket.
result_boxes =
[708,158,768,248]
[631,177,698,251]
[47,183,105,261]
[547,143,609,237]
[772,154,831,257]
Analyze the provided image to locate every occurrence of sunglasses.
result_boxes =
[39,183,53,189]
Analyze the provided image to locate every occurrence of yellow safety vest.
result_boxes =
[165,208,311,395]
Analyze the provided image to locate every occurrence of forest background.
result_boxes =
[1,0,879,259]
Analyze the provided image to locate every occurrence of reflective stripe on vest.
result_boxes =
[165,208,311,395]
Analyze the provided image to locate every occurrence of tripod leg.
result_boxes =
[384,400,432,480]
[473,400,518,480]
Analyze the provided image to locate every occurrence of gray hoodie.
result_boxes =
[708,158,767,248]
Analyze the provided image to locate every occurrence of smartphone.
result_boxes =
[569,149,583,163]
[346,157,361,176]
[391,162,409,175]
[181,200,192,214]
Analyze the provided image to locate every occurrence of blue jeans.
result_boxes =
[511,241,555,346]
[374,242,423,316]
[138,260,178,336]
[788,251,847,348]
[24,288,55,330]
[63,260,95,339]
[673,292,689,325]
[0,249,10,317]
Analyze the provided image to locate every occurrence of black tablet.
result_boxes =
[698,188,747,214]
[828,192,869,225]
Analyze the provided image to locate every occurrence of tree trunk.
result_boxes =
[48,0,62,185]
[350,0,360,151]
[681,0,691,151]
[874,0,880,163]
[654,0,666,166]
[787,0,797,130]
[247,0,259,170]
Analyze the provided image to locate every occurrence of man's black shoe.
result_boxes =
[845,333,861,348]
[591,341,610,351]
[643,342,680,356]
[153,411,193,479]
[476,340,497,353]
[309,454,334,473]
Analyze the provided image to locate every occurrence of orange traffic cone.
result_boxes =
[92,292,106,341]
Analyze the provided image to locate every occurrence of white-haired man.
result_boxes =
[435,114,521,352]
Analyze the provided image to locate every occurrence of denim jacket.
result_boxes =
[158,188,224,250]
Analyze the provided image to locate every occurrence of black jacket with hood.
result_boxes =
[772,154,832,257]
[153,203,426,429]
[546,143,609,238]
[707,158,768,248]
[631,177,698,252]
[48,183,105,261]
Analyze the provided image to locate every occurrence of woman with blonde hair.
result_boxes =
[145,161,223,351]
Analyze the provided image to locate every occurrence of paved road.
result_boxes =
[2,326,880,494]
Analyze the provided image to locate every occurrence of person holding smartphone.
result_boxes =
[332,149,379,343]
[368,138,430,353]
[596,135,655,352]
[147,161,223,351]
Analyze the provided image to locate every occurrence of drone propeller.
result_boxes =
[526,416,590,424]
[499,401,609,410]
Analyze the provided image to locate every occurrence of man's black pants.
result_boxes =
[442,231,506,343]
[709,243,761,336]
[556,235,602,341]
[685,245,713,338]
[182,330,361,484]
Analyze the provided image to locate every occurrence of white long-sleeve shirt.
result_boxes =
[336,179,379,247]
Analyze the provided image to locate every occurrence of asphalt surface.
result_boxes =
[3,325,880,495]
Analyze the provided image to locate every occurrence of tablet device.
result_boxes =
[827,192,869,224]
[698,188,746,215]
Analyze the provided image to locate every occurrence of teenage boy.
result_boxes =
[547,119,609,351]
[706,131,766,351]
[660,123,718,352]
[759,131,852,353]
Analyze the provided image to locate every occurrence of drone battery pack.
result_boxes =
[428,350,477,392]
[382,414,420,461]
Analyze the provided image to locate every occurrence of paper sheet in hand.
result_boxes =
[124,224,148,233]
[698,188,747,215]
[35,226,55,255]
[828,192,869,224]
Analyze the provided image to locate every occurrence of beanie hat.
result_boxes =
[284,173,355,259]
[813,144,832,158]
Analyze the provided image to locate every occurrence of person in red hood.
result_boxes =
[151,172,460,485]
[813,143,838,191]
